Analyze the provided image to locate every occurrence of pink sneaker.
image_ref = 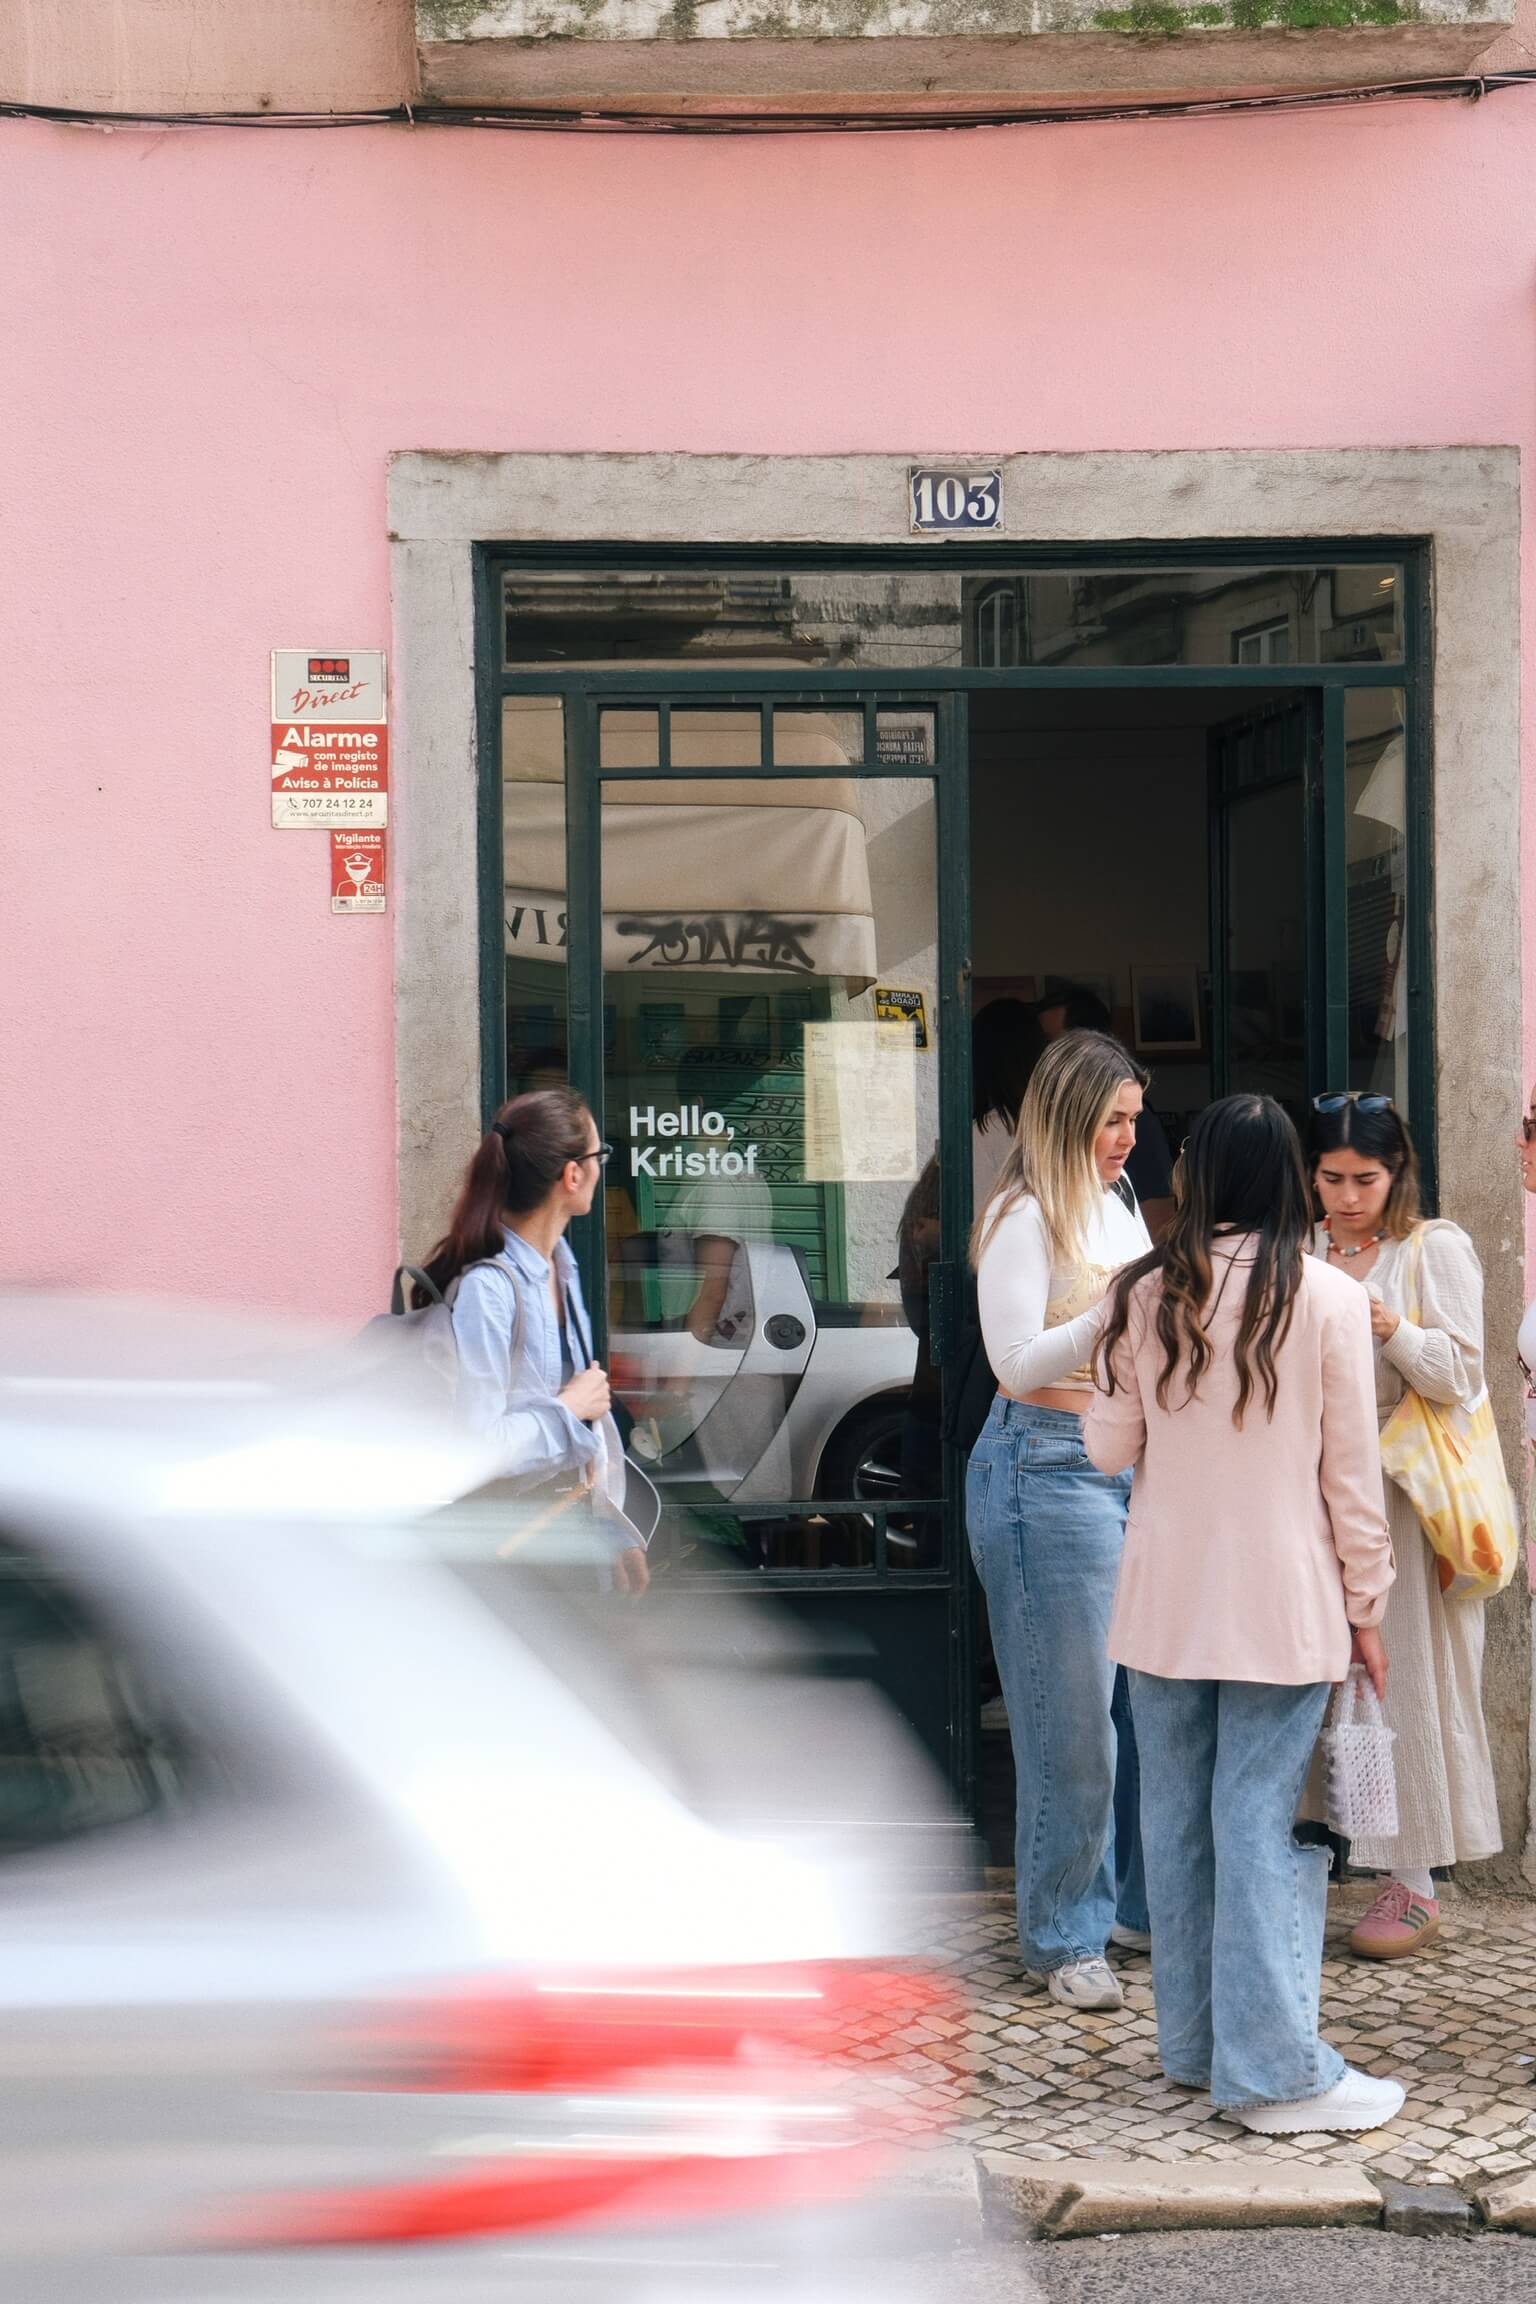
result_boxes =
[1349,1879,1441,1962]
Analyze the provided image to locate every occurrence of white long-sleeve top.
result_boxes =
[1309,1220,1485,1422]
[976,1185,1151,1397]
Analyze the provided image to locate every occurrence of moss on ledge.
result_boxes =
[1093,0,1407,32]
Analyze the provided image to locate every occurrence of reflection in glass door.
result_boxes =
[595,707,938,1555]
[564,688,971,1786]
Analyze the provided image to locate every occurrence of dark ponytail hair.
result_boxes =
[1099,1094,1312,1428]
[415,1087,594,1304]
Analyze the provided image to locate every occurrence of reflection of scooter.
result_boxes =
[621,1453,662,1545]
[610,1234,916,1509]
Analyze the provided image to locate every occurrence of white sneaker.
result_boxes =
[1231,2066,1406,2135]
[1046,1957,1124,2011]
[1109,1922,1152,1952]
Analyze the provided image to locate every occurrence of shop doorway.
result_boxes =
[970,686,1319,1143]
[967,685,1320,1857]
[488,549,1428,1842]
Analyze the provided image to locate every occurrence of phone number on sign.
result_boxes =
[273,798,388,826]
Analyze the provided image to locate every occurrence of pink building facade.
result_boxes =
[5,7,1534,1857]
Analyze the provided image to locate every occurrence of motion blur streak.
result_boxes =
[340,1963,958,2093]
[214,1961,960,2247]
[208,2138,893,2248]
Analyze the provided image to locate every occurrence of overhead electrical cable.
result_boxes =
[1,69,1534,136]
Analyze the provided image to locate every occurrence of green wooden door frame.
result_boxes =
[488,538,1431,1178]
[548,677,980,1804]
[477,540,1434,1815]
[559,682,975,1360]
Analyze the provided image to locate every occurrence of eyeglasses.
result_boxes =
[574,1144,613,1169]
[1312,1093,1396,1116]
[1522,1117,1536,1145]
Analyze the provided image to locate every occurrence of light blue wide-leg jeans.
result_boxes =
[1129,1671,1345,2109]
[966,1399,1145,1971]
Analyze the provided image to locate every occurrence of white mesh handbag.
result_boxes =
[1322,1664,1399,1842]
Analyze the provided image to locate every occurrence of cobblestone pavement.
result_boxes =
[879,1881,1536,2186]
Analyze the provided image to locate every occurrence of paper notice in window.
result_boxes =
[803,1022,918,1183]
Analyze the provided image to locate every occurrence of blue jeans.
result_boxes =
[1129,1672,1345,2109]
[966,1399,1146,1971]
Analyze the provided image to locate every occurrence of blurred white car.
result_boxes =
[0,1297,957,2303]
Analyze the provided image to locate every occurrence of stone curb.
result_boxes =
[1473,2170,1536,2233]
[892,2147,1536,2248]
[975,2150,1415,2241]
[1375,2178,1476,2237]
[899,2146,986,2250]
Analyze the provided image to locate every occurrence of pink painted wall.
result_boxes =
[4,102,1535,1316]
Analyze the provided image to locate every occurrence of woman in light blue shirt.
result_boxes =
[418,1087,648,1594]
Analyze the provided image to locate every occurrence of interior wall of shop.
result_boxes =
[4,103,1533,1866]
[970,711,1214,1124]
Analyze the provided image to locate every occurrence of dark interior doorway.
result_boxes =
[966,685,1309,1860]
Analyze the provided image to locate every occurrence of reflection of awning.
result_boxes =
[503,704,877,981]
[1355,733,1405,835]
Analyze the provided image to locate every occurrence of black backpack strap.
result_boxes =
[941,1267,997,1454]
[391,1264,443,1315]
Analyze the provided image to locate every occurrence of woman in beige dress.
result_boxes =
[1309,1093,1501,1958]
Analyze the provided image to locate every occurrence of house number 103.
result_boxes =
[909,467,1004,533]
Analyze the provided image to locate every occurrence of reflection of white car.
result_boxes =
[0,1297,953,2302]
[610,1237,919,1507]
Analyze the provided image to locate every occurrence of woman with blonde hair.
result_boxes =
[1308,1094,1501,1956]
[966,1030,1152,2008]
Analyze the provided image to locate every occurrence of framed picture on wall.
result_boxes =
[1039,974,1117,1022]
[1132,966,1203,1054]
[970,974,1038,1011]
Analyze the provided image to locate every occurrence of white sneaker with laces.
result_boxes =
[1231,2066,1405,2135]
[1109,1922,1152,1952]
[1045,1957,1124,2011]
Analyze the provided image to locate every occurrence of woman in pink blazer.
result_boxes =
[1085,1095,1401,2138]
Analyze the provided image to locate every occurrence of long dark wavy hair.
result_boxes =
[414,1087,594,1305]
[1099,1094,1313,1427]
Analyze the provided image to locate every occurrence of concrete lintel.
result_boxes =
[389,446,1519,549]
[978,2150,1385,2238]
[417,24,1508,110]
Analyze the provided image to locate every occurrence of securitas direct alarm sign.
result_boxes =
[270,649,388,829]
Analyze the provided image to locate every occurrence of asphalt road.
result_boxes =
[908,2233,1536,2304]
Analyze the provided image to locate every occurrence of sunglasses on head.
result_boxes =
[1312,1092,1396,1116]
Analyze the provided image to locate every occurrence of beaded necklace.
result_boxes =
[1325,1221,1384,1261]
